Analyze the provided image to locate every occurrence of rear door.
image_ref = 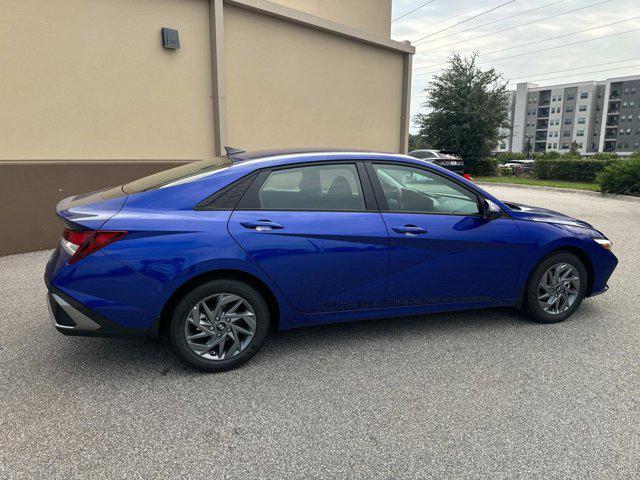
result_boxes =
[228,162,388,314]
[367,162,522,307]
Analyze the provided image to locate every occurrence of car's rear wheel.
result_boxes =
[524,252,588,323]
[169,279,269,372]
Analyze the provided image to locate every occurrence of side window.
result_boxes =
[258,164,365,211]
[373,164,480,215]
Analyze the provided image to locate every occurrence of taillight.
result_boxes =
[62,228,127,264]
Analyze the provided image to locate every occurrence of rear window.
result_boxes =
[122,157,232,194]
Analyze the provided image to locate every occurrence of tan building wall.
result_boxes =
[0,0,413,255]
[224,4,403,152]
[0,0,215,161]
[270,0,391,37]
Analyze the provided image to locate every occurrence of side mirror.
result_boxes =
[482,199,502,221]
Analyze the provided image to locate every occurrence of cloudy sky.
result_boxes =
[391,0,640,131]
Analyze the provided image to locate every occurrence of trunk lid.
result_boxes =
[56,186,127,230]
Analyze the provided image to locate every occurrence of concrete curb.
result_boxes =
[476,182,640,204]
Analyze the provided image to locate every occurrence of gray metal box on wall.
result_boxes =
[161,28,180,49]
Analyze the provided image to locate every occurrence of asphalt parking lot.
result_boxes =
[1,185,639,479]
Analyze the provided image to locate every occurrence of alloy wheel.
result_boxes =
[537,263,581,315]
[184,293,256,360]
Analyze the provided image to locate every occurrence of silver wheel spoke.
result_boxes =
[537,263,581,315]
[183,292,257,361]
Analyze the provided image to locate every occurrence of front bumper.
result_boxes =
[47,288,146,338]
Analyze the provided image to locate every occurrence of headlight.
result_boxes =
[594,238,613,250]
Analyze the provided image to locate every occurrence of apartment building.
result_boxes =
[0,0,413,255]
[506,75,640,156]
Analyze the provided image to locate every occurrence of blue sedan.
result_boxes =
[45,149,618,371]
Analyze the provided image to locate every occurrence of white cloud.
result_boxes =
[391,0,640,131]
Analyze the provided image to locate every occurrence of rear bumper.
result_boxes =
[46,287,147,338]
[435,163,464,173]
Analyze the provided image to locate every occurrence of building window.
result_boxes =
[623,101,628,107]
[624,143,629,149]
[563,131,571,137]
[579,105,588,111]
[561,143,569,149]
[627,128,632,135]
[567,94,575,101]
[553,143,558,149]
[618,142,623,148]
[577,130,584,137]
[624,88,630,94]
[578,117,586,124]
[566,106,574,112]
[620,128,625,134]
[592,142,597,149]
[552,96,556,102]
[631,101,635,107]
[558,95,563,101]
[632,88,637,94]
[621,116,626,122]
[580,92,588,99]
[635,142,639,149]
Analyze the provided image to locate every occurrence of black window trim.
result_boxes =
[235,160,379,213]
[364,161,485,218]
[194,171,260,211]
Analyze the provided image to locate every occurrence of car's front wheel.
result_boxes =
[524,252,588,323]
[169,279,270,372]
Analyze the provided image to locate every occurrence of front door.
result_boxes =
[368,162,522,308]
[228,162,388,314]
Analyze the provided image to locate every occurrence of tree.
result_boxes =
[525,138,533,158]
[413,53,510,173]
[569,140,580,156]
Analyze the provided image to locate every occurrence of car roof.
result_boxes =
[225,149,415,171]
[230,148,395,163]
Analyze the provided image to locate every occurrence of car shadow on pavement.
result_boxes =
[50,306,526,377]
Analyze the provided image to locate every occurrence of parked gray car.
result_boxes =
[408,149,464,173]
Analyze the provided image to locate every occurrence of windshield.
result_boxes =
[122,157,232,194]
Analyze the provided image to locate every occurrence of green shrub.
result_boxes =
[470,157,499,176]
[496,152,528,163]
[597,157,640,196]
[498,165,514,176]
[535,157,617,183]
[535,151,563,160]
[590,152,618,161]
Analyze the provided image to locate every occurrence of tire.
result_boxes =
[523,252,588,324]
[169,279,270,372]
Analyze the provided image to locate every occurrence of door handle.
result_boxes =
[392,225,428,236]
[240,220,284,231]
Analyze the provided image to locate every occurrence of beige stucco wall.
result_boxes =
[0,0,214,161]
[269,0,391,37]
[223,4,404,152]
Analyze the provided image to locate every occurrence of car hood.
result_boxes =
[502,201,594,229]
